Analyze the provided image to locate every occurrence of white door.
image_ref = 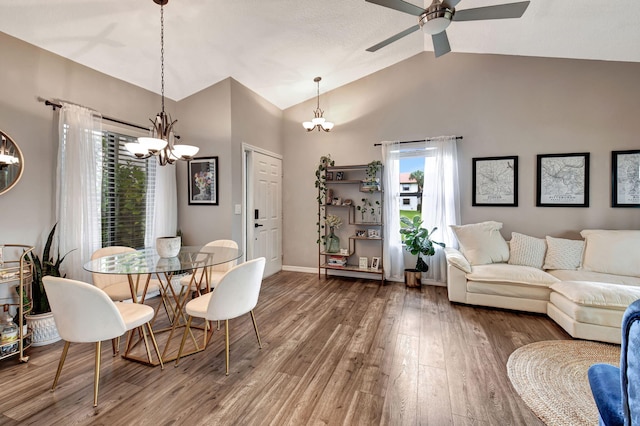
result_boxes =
[251,150,282,277]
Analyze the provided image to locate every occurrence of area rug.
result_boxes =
[507,340,620,426]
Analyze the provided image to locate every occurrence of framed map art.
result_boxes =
[536,152,590,207]
[611,150,640,207]
[472,156,518,207]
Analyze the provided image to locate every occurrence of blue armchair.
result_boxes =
[588,299,640,426]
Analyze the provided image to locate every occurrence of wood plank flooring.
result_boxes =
[0,271,570,425]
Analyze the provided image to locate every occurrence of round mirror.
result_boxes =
[0,129,24,196]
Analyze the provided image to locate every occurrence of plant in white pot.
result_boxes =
[26,224,73,346]
[399,216,445,288]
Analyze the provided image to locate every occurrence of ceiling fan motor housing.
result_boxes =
[419,2,454,35]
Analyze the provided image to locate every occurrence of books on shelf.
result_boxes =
[327,255,347,267]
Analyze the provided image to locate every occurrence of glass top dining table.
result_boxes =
[83,245,243,276]
[83,245,243,366]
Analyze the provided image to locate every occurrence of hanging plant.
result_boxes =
[315,155,335,244]
[365,160,382,182]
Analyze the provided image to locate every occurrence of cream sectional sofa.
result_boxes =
[444,222,640,344]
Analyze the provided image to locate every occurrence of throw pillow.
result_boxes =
[580,229,640,277]
[450,221,509,265]
[508,232,547,269]
[543,236,584,270]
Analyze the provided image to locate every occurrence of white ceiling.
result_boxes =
[1,0,639,109]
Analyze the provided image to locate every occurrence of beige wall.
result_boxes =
[176,78,282,246]
[282,52,640,269]
[0,32,165,247]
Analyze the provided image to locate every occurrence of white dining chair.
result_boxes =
[43,276,164,407]
[178,240,239,295]
[174,257,266,375]
[91,246,161,302]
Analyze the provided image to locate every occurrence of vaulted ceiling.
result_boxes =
[1,0,639,109]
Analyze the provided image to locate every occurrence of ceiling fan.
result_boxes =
[366,0,530,57]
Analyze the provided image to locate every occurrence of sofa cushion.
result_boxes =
[466,263,558,286]
[508,232,547,269]
[548,269,640,287]
[543,236,584,270]
[550,280,640,310]
[450,221,509,265]
[580,230,640,278]
[444,247,472,273]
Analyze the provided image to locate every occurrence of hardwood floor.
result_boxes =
[0,272,569,425]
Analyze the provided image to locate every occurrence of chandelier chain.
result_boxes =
[160,3,165,113]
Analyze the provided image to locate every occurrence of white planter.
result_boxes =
[26,312,61,346]
[156,236,181,258]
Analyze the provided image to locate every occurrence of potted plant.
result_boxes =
[399,216,445,288]
[25,224,73,346]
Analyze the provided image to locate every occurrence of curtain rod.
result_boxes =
[373,136,463,146]
[39,98,149,132]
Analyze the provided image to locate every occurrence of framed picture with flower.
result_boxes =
[188,156,219,205]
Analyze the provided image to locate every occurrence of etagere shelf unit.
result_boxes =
[0,244,34,363]
[318,164,384,284]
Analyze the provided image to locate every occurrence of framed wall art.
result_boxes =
[612,149,640,207]
[536,152,589,207]
[188,156,219,205]
[472,156,518,206]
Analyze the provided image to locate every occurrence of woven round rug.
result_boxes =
[507,340,620,426]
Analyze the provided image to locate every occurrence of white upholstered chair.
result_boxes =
[91,246,161,302]
[43,276,163,407]
[178,239,239,294]
[175,257,265,375]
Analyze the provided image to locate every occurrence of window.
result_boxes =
[402,184,410,191]
[402,198,411,205]
[101,131,155,248]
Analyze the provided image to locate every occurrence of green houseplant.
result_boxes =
[25,224,73,346]
[399,216,445,287]
[315,155,335,245]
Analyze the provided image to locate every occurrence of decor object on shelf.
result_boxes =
[0,129,24,196]
[371,257,380,270]
[325,215,343,253]
[359,257,368,269]
[400,216,444,287]
[188,156,219,205]
[302,77,334,132]
[156,236,181,258]
[124,0,199,165]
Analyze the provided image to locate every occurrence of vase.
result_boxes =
[326,228,340,253]
[156,236,181,258]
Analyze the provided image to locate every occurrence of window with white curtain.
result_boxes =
[101,131,156,249]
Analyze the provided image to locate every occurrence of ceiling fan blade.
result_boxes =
[365,0,425,16]
[366,25,421,52]
[452,1,530,21]
[432,31,451,57]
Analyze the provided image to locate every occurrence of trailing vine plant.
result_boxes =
[315,154,335,244]
[365,160,382,182]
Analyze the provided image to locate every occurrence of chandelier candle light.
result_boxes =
[125,0,199,165]
[302,77,334,132]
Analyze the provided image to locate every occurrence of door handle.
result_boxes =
[255,223,264,228]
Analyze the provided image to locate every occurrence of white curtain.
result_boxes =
[56,103,103,282]
[381,141,405,282]
[421,136,461,283]
[145,162,178,246]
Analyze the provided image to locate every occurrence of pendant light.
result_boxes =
[125,0,199,165]
[302,77,334,132]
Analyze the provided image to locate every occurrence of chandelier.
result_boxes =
[125,0,198,165]
[302,77,334,132]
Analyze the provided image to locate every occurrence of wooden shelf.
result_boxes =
[350,236,382,241]
[321,263,384,275]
